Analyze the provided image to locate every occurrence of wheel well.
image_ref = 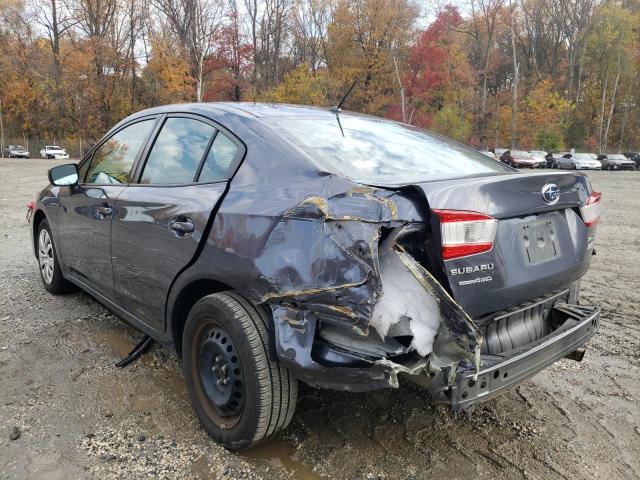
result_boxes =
[32,210,46,255]
[171,278,234,357]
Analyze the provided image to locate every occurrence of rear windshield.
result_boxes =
[268,115,512,184]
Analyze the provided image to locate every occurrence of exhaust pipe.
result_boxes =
[565,348,585,362]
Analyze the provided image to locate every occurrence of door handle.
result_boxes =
[169,219,195,234]
[97,205,112,217]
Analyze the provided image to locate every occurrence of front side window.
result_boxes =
[141,117,215,184]
[198,131,239,183]
[85,120,155,184]
[268,115,512,184]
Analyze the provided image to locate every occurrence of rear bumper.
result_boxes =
[428,303,600,411]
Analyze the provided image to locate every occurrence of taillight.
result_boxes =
[433,210,498,260]
[580,191,603,227]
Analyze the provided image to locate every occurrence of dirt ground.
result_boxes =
[0,157,638,480]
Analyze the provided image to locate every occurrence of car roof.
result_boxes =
[128,102,339,120]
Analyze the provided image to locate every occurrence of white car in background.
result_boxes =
[557,153,601,170]
[40,145,69,160]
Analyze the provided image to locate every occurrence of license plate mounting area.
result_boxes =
[522,217,558,264]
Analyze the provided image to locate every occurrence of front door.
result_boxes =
[110,116,243,331]
[57,118,157,297]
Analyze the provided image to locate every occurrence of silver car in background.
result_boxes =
[3,145,30,158]
[557,153,602,170]
[598,153,636,171]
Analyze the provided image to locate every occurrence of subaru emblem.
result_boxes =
[541,183,559,205]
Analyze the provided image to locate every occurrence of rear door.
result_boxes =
[57,118,157,297]
[110,114,244,331]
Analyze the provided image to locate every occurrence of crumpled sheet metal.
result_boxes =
[254,183,481,388]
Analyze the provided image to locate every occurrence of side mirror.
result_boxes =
[48,163,79,186]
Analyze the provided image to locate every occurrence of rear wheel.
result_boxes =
[182,292,298,450]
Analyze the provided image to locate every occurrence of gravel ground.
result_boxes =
[1,158,638,480]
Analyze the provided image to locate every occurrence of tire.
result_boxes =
[182,292,298,450]
[36,219,75,294]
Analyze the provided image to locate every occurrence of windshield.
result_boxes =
[573,153,593,160]
[268,115,512,184]
[608,154,626,160]
[510,150,531,157]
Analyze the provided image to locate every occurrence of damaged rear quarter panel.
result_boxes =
[168,115,481,391]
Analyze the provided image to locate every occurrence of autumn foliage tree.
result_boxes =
[1,0,640,156]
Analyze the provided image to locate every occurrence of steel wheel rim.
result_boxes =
[38,229,54,285]
[197,322,245,426]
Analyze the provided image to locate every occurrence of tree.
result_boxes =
[152,0,224,101]
[395,5,474,132]
[262,62,336,104]
[327,0,417,115]
[431,105,472,142]
[586,4,636,152]
[144,28,195,104]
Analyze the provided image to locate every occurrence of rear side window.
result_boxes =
[85,119,155,184]
[198,132,239,183]
[141,117,215,184]
[268,116,512,184]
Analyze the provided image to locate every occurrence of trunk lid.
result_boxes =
[417,172,594,317]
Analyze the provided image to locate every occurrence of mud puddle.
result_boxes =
[91,330,137,358]
[243,438,321,479]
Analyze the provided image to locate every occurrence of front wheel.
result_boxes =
[37,219,75,293]
[182,292,298,450]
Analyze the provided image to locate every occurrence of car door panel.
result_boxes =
[55,117,158,298]
[111,183,227,330]
[107,115,245,331]
[57,185,124,296]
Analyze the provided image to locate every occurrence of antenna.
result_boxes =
[330,80,358,113]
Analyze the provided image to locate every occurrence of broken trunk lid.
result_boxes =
[418,172,594,317]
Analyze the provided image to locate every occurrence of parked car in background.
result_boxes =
[500,150,539,168]
[597,153,636,171]
[545,152,557,168]
[40,145,69,160]
[550,153,567,169]
[557,153,601,170]
[3,145,30,158]
[494,148,508,157]
[529,150,547,167]
[30,102,602,450]
[624,152,640,170]
[479,150,498,160]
